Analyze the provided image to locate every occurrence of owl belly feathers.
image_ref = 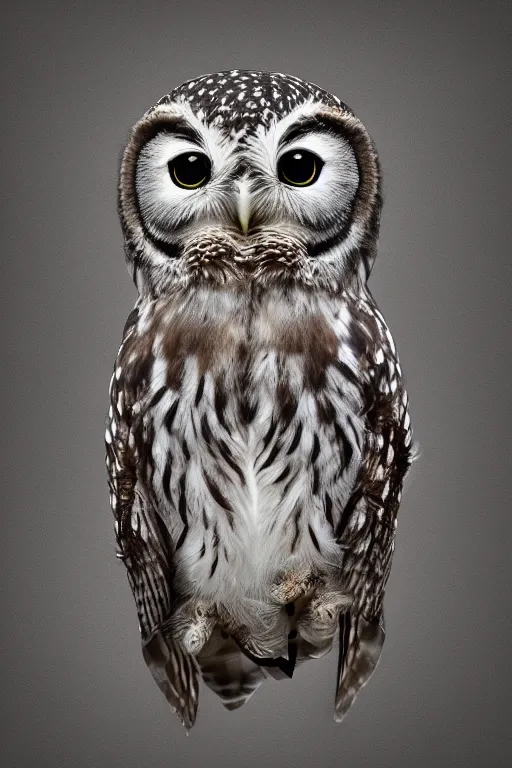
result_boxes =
[131,286,363,660]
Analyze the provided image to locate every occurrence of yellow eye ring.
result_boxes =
[277,149,323,187]
[169,152,212,189]
[281,159,317,186]
[173,167,207,189]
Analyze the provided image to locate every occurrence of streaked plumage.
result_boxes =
[105,70,414,729]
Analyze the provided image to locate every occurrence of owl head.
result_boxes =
[118,70,381,297]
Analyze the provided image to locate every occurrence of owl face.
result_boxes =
[119,71,381,296]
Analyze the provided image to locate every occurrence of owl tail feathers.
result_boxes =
[334,612,385,722]
[142,631,199,731]
[197,628,267,711]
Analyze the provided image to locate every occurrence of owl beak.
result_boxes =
[238,209,250,235]
[236,178,251,235]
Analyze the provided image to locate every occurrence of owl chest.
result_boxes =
[141,350,362,599]
[134,294,365,598]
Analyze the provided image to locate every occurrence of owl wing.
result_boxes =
[105,305,199,730]
[333,289,414,721]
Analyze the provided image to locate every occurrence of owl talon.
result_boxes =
[166,601,217,654]
[269,568,319,605]
[298,592,352,647]
[183,621,214,654]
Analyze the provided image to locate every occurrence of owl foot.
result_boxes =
[167,601,217,655]
[216,601,290,659]
[269,568,319,605]
[298,591,352,652]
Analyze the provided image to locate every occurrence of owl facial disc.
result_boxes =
[118,70,381,296]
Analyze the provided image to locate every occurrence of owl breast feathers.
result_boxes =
[105,70,414,729]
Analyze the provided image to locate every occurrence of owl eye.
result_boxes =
[168,152,211,189]
[277,149,323,187]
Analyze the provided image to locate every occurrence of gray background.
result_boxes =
[2,1,511,766]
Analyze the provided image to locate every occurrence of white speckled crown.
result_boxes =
[152,69,352,134]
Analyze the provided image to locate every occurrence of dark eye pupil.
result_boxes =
[278,149,323,186]
[169,152,211,188]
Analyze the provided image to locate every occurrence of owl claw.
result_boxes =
[298,591,353,648]
[269,568,319,605]
[166,601,217,654]
[183,621,214,654]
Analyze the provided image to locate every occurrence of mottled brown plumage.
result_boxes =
[106,70,414,729]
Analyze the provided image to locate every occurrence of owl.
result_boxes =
[105,70,414,730]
